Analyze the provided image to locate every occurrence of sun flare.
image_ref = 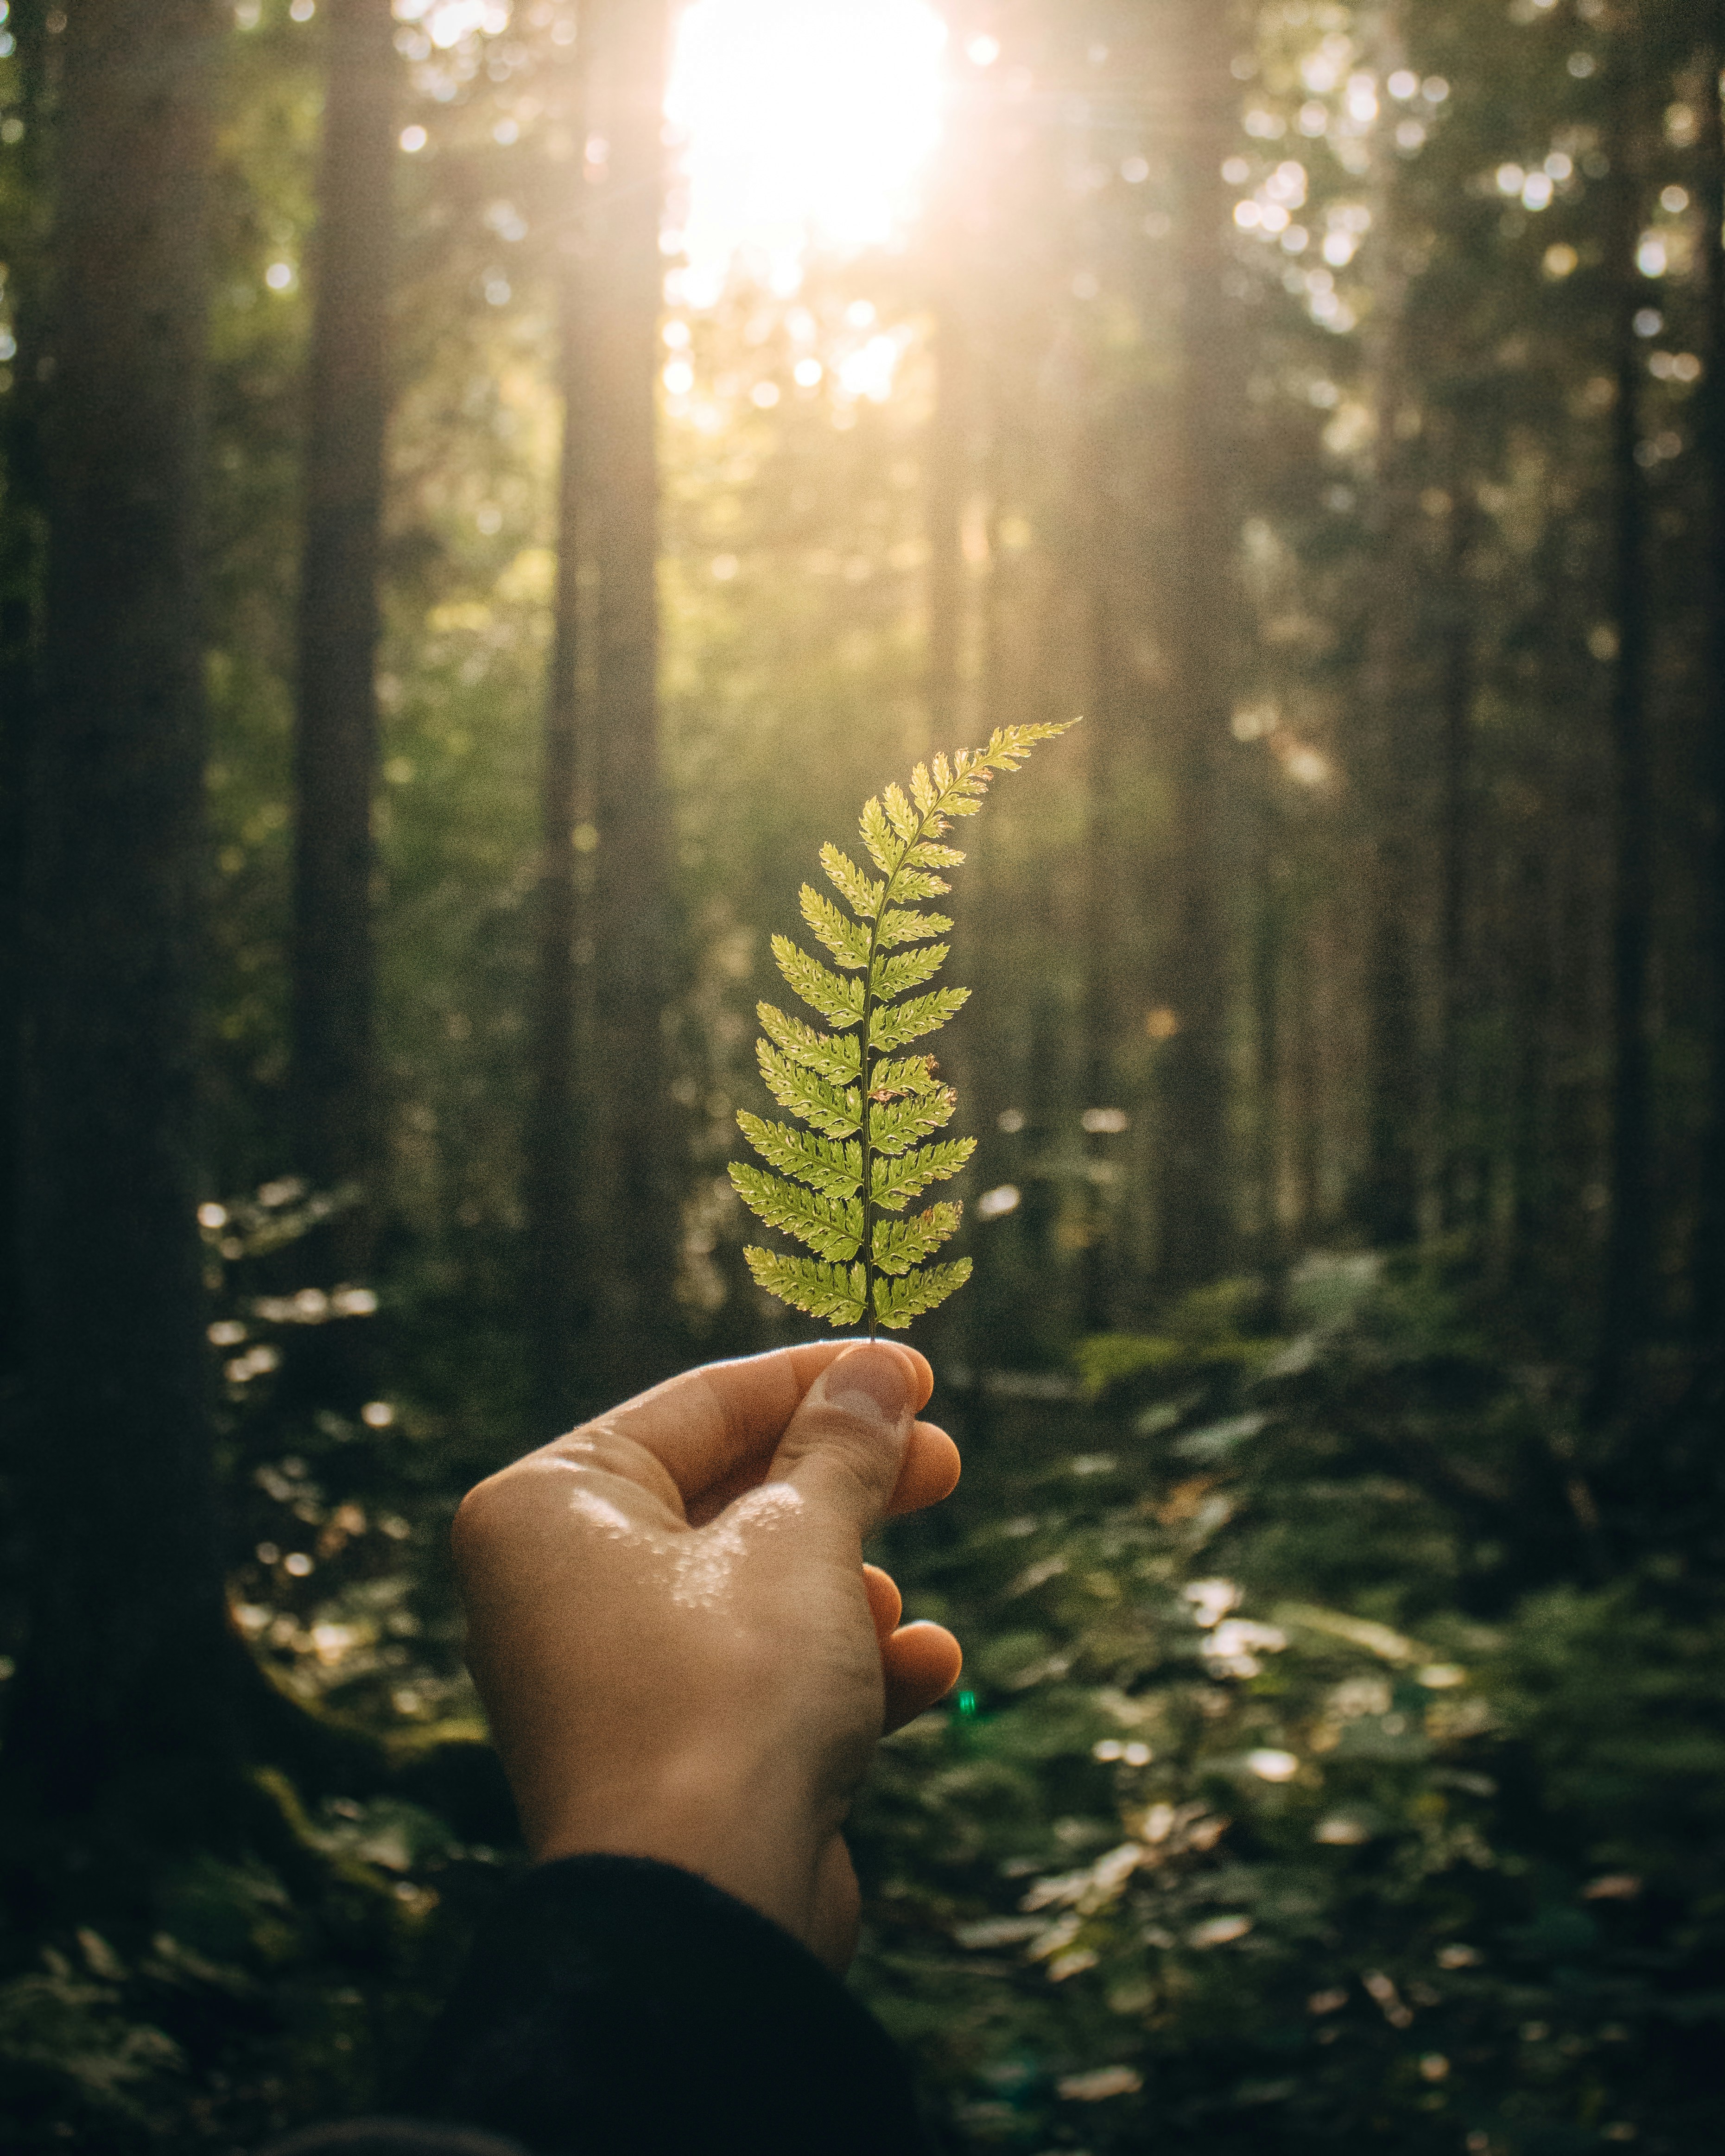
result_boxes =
[666,0,949,301]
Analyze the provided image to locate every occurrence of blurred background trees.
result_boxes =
[1,0,1722,2148]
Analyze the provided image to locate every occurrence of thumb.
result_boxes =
[767,1342,920,1535]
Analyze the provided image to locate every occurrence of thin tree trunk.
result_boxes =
[290,0,395,1281]
[1155,0,1238,1293]
[926,302,967,743]
[529,225,590,1434]
[584,0,678,1380]
[1351,3,1422,1250]
[1693,7,1725,1343]
[1251,784,1285,1288]
[8,0,232,1835]
[1595,23,1655,1414]
[1292,915,1324,1239]
[1437,469,1479,1236]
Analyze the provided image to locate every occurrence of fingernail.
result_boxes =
[823,1345,913,1426]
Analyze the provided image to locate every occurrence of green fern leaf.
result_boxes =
[799,886,871,970]
[736,1113,862,1198]
[869,987,970,1053]
[872,945,950,1003]
[757,1002,862,1083]
[729,1165,863,1260]
[873,1260,974,1331]
[756,1044,861,1138]
[744,1249,868,1326]
[876,907,953,950]
[873,1203,963,1275]
[771,936,866,1028]
[868,1084,959,1156]
[735,723,1078,1332]
[871,1137,977,1213]
[820,843,884,921]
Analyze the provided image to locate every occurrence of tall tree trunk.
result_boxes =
[528,184,590,1435]
[7,0,232,1839]
[0,0,52,1386]
[584,0,678,1381]
[1693,8,1725,1344]
[290,0,395,1287]
[1350,3,1422,1250]
[1154,0,1239,1293]
[1595,22,1655,1414]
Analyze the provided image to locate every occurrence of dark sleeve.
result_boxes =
[413,1854,940,2156]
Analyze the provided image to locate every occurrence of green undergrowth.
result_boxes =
[852,1257,1725,2155]
[4,1244,1720,2151]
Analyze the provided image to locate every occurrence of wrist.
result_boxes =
[524,1748,838,1948]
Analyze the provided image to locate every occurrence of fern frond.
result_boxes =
[744,1249,868,1326]
[729,1165,863,1260]
[875,907,954,949]
[820,843,884,922]
[799,886,871,970]
[757,1003,862,1083]
[873,1203,962,1276]
[736,720,1078,1332]
[871,1137,977,1212]
[873,1260,973,1331]
[756,1043,861,1139]
[868,1085,958,1156]
[736,1113,862,1198]
[869,986,970,1053]
[871,943,950,1003]
[771,936,866,1028]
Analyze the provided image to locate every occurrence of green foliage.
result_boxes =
[732,725,1078,1332]
[851,1269,1725,2152]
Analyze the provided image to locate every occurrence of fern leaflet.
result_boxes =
[734,1114,862,1198]
[755,1044,862,1139]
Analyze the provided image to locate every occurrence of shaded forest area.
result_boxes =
[2,0,1723,2150]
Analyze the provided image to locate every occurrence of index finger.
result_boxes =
[582,1341,936,1511]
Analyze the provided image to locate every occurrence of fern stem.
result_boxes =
[862,950,878,1341]
[864,795,947,1339]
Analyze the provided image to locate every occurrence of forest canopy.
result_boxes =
[0,0,1722,2150]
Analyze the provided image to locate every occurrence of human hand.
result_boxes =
[451,1341,963,1971]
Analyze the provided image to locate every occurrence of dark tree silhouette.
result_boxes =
[528,29,593,1433]
[291,0,397,1282]
[8,0,233,1846]
[1596,14,1655,1413]
[1694,4,1725,1336]
[583,0,680,1381]
[0,1,50,1385]
[1154,0,1240,1290]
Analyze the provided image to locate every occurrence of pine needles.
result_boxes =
[730,723,1078,1334]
